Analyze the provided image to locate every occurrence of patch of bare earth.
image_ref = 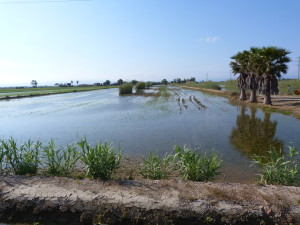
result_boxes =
[0,175,300,225]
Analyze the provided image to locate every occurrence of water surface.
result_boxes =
[0,87,299,182]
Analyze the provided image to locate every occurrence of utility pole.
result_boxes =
[297,57,300,79]
[230,70,232,80]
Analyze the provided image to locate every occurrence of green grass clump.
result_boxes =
[43,140,79,176]
[251,146,299,186]
[119,83,133,95]
[0,144,6,173]
[78,138,122,179]
[1,138,41,175]
[136,82,146,90]
[174,146,222,182]
[139,152,173,179]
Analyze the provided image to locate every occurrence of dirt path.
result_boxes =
[180,86,300,119]
[0,175,300,225]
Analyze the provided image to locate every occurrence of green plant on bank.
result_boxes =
[135,82,146,90]
[1,138,41,175]
[139,152,173,179]
[251,146,299,186]
[119,83,133,95]
[43,140,79,176]
[77,138,122,179]
[0,144,6,173]
[174,146,222,182]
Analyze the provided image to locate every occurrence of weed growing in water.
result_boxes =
[139,152,173,179]
[135,82,146,90]
[174,146,222,182]
[43,140,79,176]
[1,138,41,175]
[119,83,133,95]
[251,146,299,186]
[78,137,122,179]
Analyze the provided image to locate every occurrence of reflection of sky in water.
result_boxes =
[0,87,299,181]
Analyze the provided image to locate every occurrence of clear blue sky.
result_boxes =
[0,0,299,86]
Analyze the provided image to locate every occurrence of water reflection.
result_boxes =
[230,105,283,157]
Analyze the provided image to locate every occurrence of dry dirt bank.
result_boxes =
[0,175,300,225]
[181,86,300,119]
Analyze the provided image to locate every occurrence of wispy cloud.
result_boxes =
[198,36,220,43]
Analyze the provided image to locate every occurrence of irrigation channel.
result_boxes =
[0,86,299,183]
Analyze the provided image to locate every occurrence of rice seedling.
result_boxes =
[135,82,146,90]
[77,137,122,179]
[174,146,222,182]
[119,83,133,95]
[251,146,299,186]
[1,138,41,175]
[43,140,79,176]
[139,152,174,179]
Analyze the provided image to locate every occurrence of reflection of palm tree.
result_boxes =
[230,105,283,158]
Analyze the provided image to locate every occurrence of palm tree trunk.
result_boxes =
[263,79,272,105]
[249,89,257,103]
[240,89,246,100]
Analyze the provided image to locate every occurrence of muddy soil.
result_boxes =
[0,175,300,225]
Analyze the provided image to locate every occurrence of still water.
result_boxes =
[0,87,299,182]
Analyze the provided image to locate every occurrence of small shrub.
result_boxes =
[251,146,299,186]
[78,138,122,179]
[294,90,299,95]
[136,82,146,90]
[145,82,152,88]
[119,83,133,95]
[174,146,222,182]
[139,152,173,179]
[1,138,41,175]
[43,140,79,176]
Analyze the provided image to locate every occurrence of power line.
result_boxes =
[0,0,92,4]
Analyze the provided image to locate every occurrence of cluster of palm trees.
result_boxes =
[229,46,291,105]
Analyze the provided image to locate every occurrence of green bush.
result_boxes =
[119,83,133,95]
[251,146,299,186]
[1,138,41,175]
[78,138,122,179]
[145,82,153,88]
[136,82,146,90]
[174,146,222,182]
[139,152,173,179]
[43,140,79,176]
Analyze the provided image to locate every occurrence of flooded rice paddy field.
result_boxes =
[0,86,299,182]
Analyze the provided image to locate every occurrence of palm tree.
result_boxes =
[230,50,250,101]
[257,47,291,105]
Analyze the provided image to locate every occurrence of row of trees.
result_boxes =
[230,46,291,105]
